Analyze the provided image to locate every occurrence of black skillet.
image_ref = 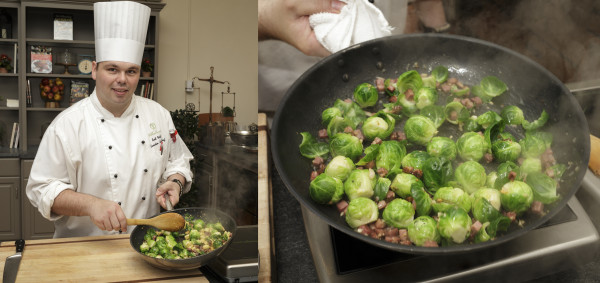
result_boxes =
[129,207,237,270]
[271,34,590,254]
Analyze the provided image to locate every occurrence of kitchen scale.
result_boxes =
[301,170,600,282]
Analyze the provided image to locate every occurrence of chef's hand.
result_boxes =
[258,0,345,57]
[156,181,181,209]
[88,198,128,233]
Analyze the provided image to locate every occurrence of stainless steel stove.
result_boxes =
[301,84,600,283]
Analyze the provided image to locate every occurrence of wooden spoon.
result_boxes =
[590,134,600,176]
[127,213,185,232]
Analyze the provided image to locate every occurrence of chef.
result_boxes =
[26,1,193,238]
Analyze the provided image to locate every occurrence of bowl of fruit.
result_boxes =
[40,78,65,108]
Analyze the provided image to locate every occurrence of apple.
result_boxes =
[58,84,64,91]
[52,86,59,93]
[43,85,51,93]
[41,78,49,85]
[48,93,54,100]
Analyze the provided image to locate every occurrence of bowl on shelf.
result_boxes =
[229,131,258,148]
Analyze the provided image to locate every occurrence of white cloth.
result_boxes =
[94,1,151,65]
[26,92,193,238]
[308,0,393,54]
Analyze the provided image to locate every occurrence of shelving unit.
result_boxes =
[0,0,165,241]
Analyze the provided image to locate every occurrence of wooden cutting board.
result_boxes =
[0,235,207,282]
[257,113,274,282]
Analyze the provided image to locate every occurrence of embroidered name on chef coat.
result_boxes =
[147,122,166,150]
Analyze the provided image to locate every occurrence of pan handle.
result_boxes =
[590,135,600,176]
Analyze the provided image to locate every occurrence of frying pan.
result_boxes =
[130,207,236,270]
[271,34,590,254]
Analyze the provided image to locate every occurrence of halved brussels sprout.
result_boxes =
[404,115,438,146]
[390,172,422,198]
[522,110,548,131]
[327,116,353,138]
[526,171,559,204]
[401,150,430,171]
[408,216,440,247]
[324,156,356,181]
[477,111,502,130]
[384,78,400,97]
[520,157,542,176]
[344,169,376,200]
[454,161,487,194]
[374,177,392,202]
[329,133,363,161]
[376,140,407,178]
[363,112,395,140]
[299,132,329,159]
[415,87,438,110]
[345,197,379,229]
[420,105,446,129]
[450,84,470,97]
[398,93,418,117]
[444,101,470,124]
[479,76,508,98]
[431,65,449,83]
[431,187,472,213]
[411,182,433,216]
[421,74,436,88]
[334,99,367,129]
[422,156,453,194]
[500,105,524,125]
[472,187,502,211]
[309,174,344,205]
[463,116,482,132]
[486,171,498,188]
[322,107,343,127]
[437,207,472,244]
[492,139,522,163]
[519,132,549,158]
[396,70,424,94]
[471,188,502,223]
[353,83,379,108]
[500,180,534,213]
[457,132,488,162]
[493,161,520,190]
[355,144,380,166]
[427,136,457,161]
[382,198,415,229]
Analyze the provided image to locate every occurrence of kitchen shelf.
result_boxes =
[26,107,65,112]
[0,107,19,111]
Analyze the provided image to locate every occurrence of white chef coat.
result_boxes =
[26,90,194,238]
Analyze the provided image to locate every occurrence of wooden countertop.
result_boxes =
[0,235,208,282]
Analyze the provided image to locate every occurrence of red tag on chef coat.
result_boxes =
[170,129,177,143]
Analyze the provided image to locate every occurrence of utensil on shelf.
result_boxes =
[3,239,25,283]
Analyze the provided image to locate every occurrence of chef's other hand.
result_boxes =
[258,0,345,57]
[88,198,128,233]
[156,181,180,210]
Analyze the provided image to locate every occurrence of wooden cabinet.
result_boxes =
[0,158,21,240]
[21,159,54,239]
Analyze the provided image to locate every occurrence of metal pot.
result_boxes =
[129,207,237,270]
[271,34,590,254]
[230,131,258,148]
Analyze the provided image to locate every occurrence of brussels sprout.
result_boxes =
[519,132,548,158]
[427,136,457,161]
[483,120,506,152]
[344,169,376,200]
[431,65,449,83]
[309,174,344,205]
[299,132,329,159]
[547,163,567,181]
[384,78,400,97]
[526,171,559,204]
[474,222,491,243]
[408,216,440,247]
[363,112,395,140]
[494,161,520,190]
[522,110,548,131]
[500,181,534,213]
[472,187,502,211]
[330,133,363,161]
[486,171,498,188]
[471,188,502,223]
[322,107,342,127]
[396,70,424,95]
[355,144,379,166]
[415,87,438,110]
[422,156,453,194]
[401,150,430,171]
[391,173,422,198]
[374,177,392,202]
[529,131,553,149]
[382,198,415,229]
[492,139,522,162]
[520,157,542,176]
[404,115,438,146]
[345,197,379,229]
[477,111,502,130]
[376,140,407,178]
[463,116,481,132]
[420,105,445,128]
[324,156,356,181]
[353,83,379,108]
[437,207,472,244]
[454,161,487,194]
[334,99,367,129]
[421,74,436,88]
[432,187,472,213]
[327,116,353,138]
[411,182,433,216]
[479,76,507,98]
[450,84,470,97]
[398,92,418,116]
[444,101,470,124]
[457,132,488,162]
[500,105,524,125]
